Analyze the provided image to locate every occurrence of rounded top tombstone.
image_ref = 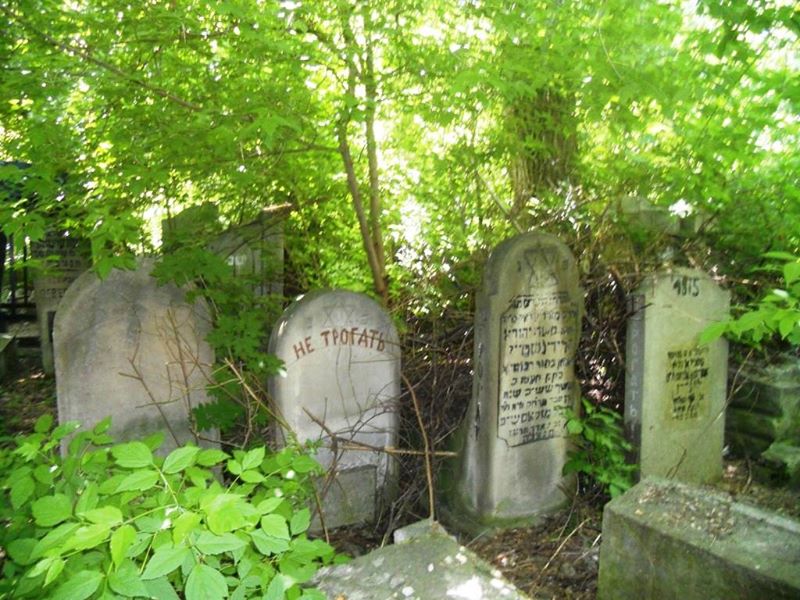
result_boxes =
[53,258,216,453]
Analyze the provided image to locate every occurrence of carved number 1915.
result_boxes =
[673,276,700,297]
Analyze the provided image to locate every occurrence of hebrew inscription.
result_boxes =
[498,292,580,446]
[665,345,710,421]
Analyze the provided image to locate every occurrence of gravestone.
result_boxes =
[447,231,583,529]
[598,477,800,600]
[625,268,730,484]
[31,231,91,373]
[268,290,400,529]
[162,204,284,298]
[209,220,284,298]
[54,258,217,453]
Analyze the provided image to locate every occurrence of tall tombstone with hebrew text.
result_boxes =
[268,290,400,530]
[625,268,730,484]
[447,232,583,529]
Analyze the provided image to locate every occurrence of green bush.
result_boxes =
[563,399,636,499]
[0,415,343,599]
[700,252,800,349]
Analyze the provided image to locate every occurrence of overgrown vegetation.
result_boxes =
[564,400,636,500]
[1,0,798,555]
[0,414,341,599]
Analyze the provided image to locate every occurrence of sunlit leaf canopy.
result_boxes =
[1,0,798,306]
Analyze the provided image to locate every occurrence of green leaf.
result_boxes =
[778,313,799,339]
[163,446,201,474]
[7,538,37,565]
[697,320,730,345]
[291,455,320,474]
[31,493,72,527]
[112,442,154,468]
[144,577,181,600]
[34,413,54,433]
[260,514,290,540]
[290,508,311,536]
[241,447,265,471]
[784,260,800,285]
[109,560,150,597]
[110,524,138,568]
[142,545,192,580]
[566,420,583,435]
[173,511,202,545]
[257,498,283,514]
[203,493,248,534]
[250,529,289,556]
[264,574,285,600]
[10,474,36,509]
[197,448,230,467]
[68,523,111,551]
[44,557,65,587]
[116,469,160,493]
[239,469,265,483]
[185,563,229,600]
[30,523,80,560]
[93,416,113,434]
[81,505,123,526]
[51,570,104,600]
[195,532,247,555]
[75,482,99,515]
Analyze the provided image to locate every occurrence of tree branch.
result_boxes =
[4,6,203,112]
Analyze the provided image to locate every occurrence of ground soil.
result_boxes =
[2,356,798,599]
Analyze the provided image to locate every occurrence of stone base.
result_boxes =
[598,477,800,600]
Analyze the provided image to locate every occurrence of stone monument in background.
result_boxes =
[625,267,730,484]
[162,203,285,299]
[447,231,583,529]
[268,290,400,529]
[31,231,90,373]
[54,258,217,452]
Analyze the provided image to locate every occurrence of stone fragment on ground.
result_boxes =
[312,520,530,599]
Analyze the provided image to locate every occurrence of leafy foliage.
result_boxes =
[564,399,636,499]
[0,415,342,599]
[700,252,800,349]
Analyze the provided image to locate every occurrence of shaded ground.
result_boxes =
[1,357,798,599]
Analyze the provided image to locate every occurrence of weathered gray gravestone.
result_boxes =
[268,290,400,530]
[31,231,91,374]
[54,258,217,452]
[625,268,730,484]
[447,231,583,529]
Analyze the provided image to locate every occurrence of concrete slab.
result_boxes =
[598,477,800,599]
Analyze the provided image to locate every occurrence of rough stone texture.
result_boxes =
[30,231,91,374]
[447,231,582,531]
[625,268,730,484]
[312,520,529,599]
[268,290,400,529]
[54,258,216,453]
[598,477,800,600]
[727,358,800,485]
